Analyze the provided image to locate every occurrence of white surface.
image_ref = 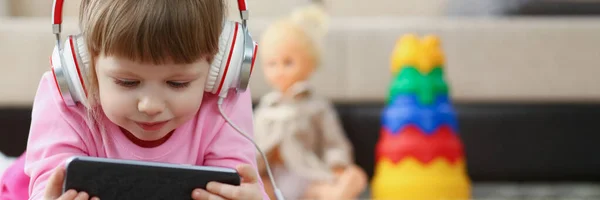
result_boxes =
[0,151,16,177]
[359,182,600,199]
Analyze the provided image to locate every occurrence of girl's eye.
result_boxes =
[167,81,190,89]
[114,79,139,88]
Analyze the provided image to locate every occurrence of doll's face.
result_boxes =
[260,33,315,94]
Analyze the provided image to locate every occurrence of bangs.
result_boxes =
[80,0,225,64]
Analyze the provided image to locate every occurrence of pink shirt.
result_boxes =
[24,72,268,200]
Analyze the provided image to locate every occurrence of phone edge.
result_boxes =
[62,156,80,193]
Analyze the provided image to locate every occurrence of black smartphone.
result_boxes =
[63,156,240,200]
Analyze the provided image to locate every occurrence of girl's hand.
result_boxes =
[192,164,263,200]
[44,166,99,200]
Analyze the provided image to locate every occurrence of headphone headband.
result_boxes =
[51,0,249,34]
[50,0,257,106]
[51,0,64,34]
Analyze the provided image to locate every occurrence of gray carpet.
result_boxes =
[358,182,600,200]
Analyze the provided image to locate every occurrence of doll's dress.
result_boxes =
[253,82,354,199]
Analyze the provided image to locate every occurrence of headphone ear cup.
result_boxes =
[74,35,91,76]
[51,43,72,105]
[72,34,91,90]
[205,21,245,97]
[50,34,91,107]
[205,21,234,94]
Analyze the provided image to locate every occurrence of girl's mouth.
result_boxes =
[135,120,169,131]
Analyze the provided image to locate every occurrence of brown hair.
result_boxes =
[78,0,226,109]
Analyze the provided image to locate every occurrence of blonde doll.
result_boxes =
[253,4,368,200]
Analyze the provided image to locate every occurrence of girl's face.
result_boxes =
[95,55,209,141]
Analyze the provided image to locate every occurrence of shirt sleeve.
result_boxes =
[202,89,270,200]
[24,72,90,200]
[317,101,354,168]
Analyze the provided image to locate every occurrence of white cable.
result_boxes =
[217,98,285,200]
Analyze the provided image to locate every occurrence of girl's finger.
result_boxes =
[45,167,67,199]
[236,164,258,183]
[73,192,90,200]
[206,181,241,200]
[192,188,226,200]
[191,189,208,200]
[56,190,78,200]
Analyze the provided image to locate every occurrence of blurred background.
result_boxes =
[1,0,600,199]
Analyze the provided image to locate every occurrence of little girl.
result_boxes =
[0,0,267,199]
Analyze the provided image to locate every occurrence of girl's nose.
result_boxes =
[138,96,165,117]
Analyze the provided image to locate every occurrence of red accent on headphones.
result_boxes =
[250,43,258,75]
[237,0,247,11]
[52,0,64,25]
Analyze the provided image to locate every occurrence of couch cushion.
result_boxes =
[3,102,600,182]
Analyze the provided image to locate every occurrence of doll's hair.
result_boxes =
[289,4,329,45]
[77,0,225,124]
[261,4,329,68]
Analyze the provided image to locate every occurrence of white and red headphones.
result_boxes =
[50,0,258,107]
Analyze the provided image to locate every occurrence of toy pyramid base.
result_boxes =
[371,157,471,200]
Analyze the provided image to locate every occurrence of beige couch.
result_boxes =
[4,0,449,18]
[2,1,600,107]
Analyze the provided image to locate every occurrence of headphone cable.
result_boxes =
[217,98,285,200]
